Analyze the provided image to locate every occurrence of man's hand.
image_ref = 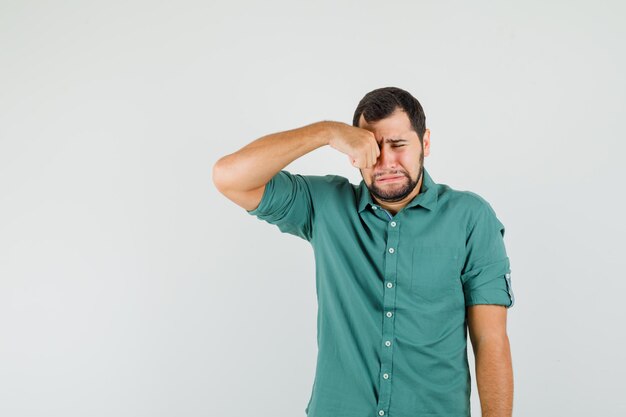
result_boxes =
[328,123,380,169]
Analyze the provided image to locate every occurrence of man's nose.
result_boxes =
[376,146,397,168]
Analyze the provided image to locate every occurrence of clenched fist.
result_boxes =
[328,122,381,169]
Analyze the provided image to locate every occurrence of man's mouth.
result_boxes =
[376,175,403,183]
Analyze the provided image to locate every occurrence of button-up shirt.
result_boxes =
[246,167,514,417]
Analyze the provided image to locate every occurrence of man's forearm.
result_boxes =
[212,120,336,192]
[474,335,514,417]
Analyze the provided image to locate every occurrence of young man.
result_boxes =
[213,86,515,417]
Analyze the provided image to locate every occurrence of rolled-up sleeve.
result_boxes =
[461,199,515,308]
[246,170,314,242]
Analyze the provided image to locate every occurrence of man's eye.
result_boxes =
[392,144,405,147]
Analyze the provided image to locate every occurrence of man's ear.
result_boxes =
[422,128,431,157]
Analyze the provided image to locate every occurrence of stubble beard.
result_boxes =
[367,152,424,203]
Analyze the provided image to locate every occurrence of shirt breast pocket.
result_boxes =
[411,246,463,301]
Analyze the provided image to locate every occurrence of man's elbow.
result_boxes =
[473,333,510,353]
[212,156,236,193]
[212,159,225,192]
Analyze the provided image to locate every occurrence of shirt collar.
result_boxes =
[357,167,439,213]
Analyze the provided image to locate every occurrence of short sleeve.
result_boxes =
[461,199,515,308]
[246,170,315,241]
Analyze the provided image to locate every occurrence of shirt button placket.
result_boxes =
[377,219,399,416]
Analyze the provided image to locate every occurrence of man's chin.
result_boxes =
[372,188,411,201]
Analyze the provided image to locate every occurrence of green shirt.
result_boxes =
[246,167,514,417]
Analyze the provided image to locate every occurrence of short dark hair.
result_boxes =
[352,86,426,143]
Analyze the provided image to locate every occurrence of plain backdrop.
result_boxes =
[1,1,625,416]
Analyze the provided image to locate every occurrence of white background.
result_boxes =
[1,1,625,416]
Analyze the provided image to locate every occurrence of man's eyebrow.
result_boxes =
[378,137,408,143]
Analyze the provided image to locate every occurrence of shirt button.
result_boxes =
[379,411,385,416]
[372,206,378,210]
[385,340,391,347]
[383,373,390,379]
[386,311,393,318]
[390,221,396,227]
[388,247,395,254]
[386,282,393,288]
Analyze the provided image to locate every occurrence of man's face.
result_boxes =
[358,109,430,203]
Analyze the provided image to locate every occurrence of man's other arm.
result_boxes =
[467,304,513,417]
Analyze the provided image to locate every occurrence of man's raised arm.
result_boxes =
[212,120,379,211]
